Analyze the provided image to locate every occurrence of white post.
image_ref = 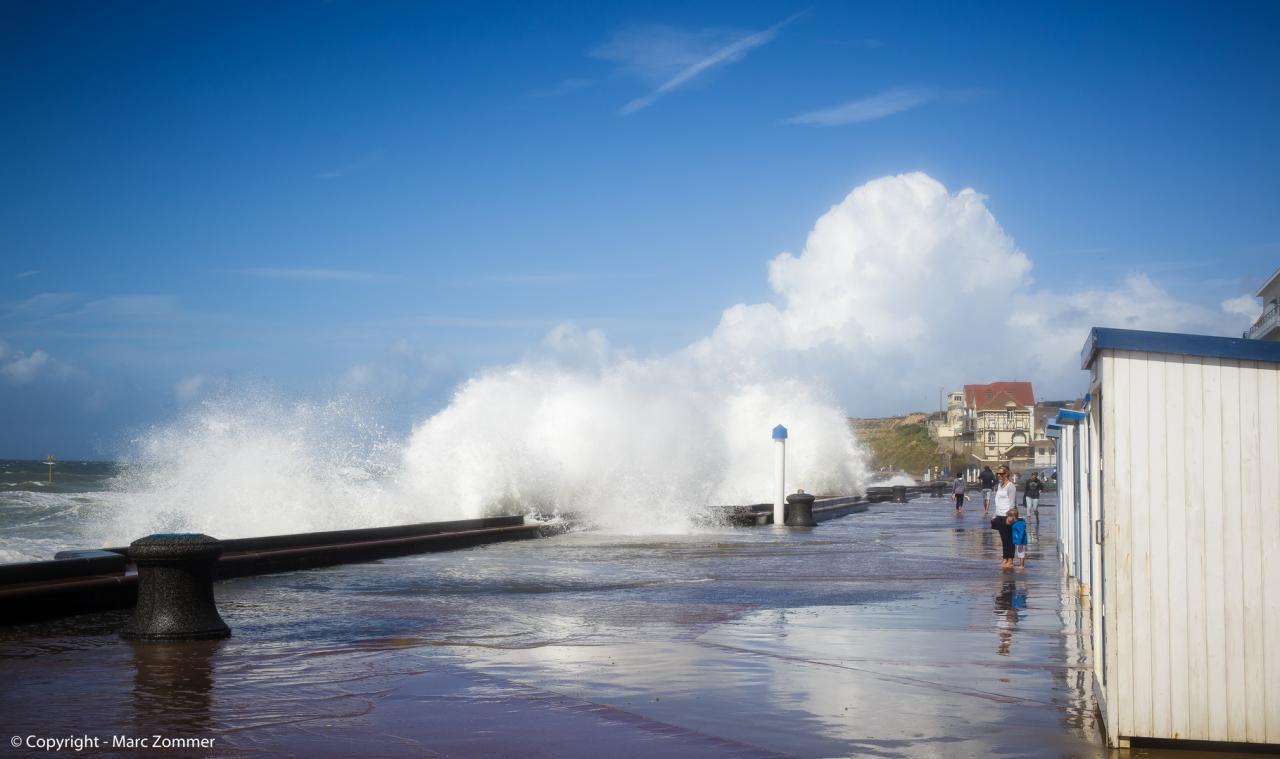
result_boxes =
[772,425,787,525]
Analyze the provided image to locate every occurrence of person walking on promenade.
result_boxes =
[991,465,1017,569]
[979,465,996,512]
[1024,471,1043,522]
[952,474,966,512]
[1010,507,1028,570]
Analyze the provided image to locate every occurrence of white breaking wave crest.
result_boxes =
[99,396,410,546]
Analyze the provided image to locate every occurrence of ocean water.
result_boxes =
[0,459,124,563]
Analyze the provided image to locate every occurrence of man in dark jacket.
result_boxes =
[1024,471,1043,521]
[979,466,996,512]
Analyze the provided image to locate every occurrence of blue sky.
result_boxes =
[2,1,1278,459]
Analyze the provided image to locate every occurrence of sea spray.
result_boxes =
[91,348,866,542]
[398,352,866,532]
[97,395,408,546]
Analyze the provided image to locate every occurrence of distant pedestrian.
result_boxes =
[990,465,1017,569]
[979,465,996,512]
[1024,471,1043,521]
[1010,507,1028,570]
[952,474,966,512]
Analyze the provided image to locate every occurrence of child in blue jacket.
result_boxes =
[1008,507,1028,570]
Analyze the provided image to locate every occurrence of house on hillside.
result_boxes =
[931,390,968,438]
[964,381,1036,473]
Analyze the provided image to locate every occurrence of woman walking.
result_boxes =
[990,465,1018,569]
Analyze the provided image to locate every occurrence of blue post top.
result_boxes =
[772,424,788,440]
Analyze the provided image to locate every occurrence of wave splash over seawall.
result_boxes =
[100,170,1051,544]
[398,344,864,531]
[100,343,865,543]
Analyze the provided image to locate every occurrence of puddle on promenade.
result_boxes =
[1,497,1255,757]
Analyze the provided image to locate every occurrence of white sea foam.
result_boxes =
[98,396,410,545]
[0,490,112,562]
[867,473,918,487]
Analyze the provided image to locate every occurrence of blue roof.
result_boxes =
[1054,409,1087,424]
[1081,327,1280,369]
[772,424,788,440]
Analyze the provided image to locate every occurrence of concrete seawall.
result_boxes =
[0,515,556,625]
[2,486,913,625]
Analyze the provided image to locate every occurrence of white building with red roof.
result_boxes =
[961,381,1036,472]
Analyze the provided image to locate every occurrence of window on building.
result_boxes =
[987,431,995,443]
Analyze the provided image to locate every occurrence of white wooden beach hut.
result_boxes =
[1080,327,1280,749]
[1051,418,1079,581]
[1051,406,1097,597]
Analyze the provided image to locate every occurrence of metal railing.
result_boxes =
[1245,302,1279,340]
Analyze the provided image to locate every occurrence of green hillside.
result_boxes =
[849,414,962,475]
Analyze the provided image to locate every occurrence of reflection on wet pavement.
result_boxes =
[4,494,1242,757]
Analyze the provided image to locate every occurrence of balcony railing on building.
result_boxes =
[1245,302,1279,340]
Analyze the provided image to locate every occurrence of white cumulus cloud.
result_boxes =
[695,172,1253,407]
[1221,294,1262,322]
[2,349,50,383]
[0,341,73,384]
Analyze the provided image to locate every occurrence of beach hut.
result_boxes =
[1050,419,1078,581]
[1080,327,1280,749]
[1051,406,1096,597]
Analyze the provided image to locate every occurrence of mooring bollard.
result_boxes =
[892,485,908,503]
[784,490,817,527]
[121,533,230,641]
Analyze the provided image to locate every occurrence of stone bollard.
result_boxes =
[892,485,908,503]
[784,490,817,527]
[122,533,230,641]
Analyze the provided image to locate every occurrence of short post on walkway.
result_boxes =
[772,424,787,525]
[784,489,816,527]
[121,533,231,640]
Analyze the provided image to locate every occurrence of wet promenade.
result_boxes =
[1,493,1137,757]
